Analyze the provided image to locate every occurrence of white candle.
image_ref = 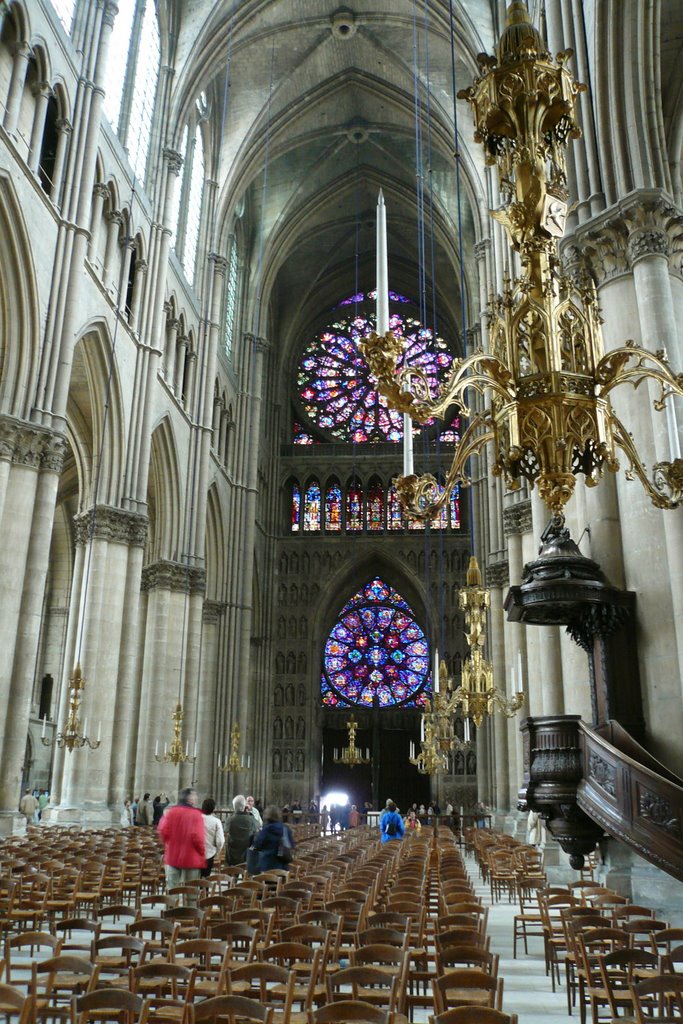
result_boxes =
[365,749,369,760]
[667,401,681,460]
[185,741,189,756]
[403,415,414,476]
[155,740,159,757]
[517,650,523,692]
[376,190,389,336]
[97,721,101,743]
[194,742,197,758]
[464,718,471,742]
[434,647,439,692]
[510,665,516,698]
[420,717,425,742]
[164,742,167,755]
[41,716,46,739]
[83,717,88,738]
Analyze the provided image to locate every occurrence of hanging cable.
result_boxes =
[447,0,477,558]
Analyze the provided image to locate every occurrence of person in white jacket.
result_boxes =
[201,797,225,877]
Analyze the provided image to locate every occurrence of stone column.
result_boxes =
[3,40,31,136]
[50,119,72,207]
[198,601,225,793]
[27,82,52,174]
[47,506,148,821]
[0,425,66,830]
[503,500,532,808]
[174,335,188,398]
[102,209,123,290]
[163,317,179,385]
[487,560,510,810]
[128,258,147,332]
[88,183,110,267]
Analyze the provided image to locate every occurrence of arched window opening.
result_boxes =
[182,124,204,283]
[224,238,238,359]
[303,482,321,532]
[346,479,362,531]
[124,243,137,319]
[50,0,76,33]
[450,486,461,529]
[169,126,188,250]
[128,0,159,183]
[324,483,342,532]
[102,0,135,132]
[321,577,431,708]
[38,94,59,195]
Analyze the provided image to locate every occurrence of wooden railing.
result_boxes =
[577,720,683,882]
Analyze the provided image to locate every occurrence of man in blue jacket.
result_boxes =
[380,798,405,843]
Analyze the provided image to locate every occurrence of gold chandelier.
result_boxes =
[41,663,101,752]
[155,702,196,766]
[218,722,251,773]
[361,1,683,521]
[334,715,371,767]
[449,557,524,728]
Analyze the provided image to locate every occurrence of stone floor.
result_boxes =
[465,857,575,1023]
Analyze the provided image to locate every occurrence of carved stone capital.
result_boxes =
[164,148,184,176]
[474,238,491,262]
[141,560,206,595]
[503,500,532,537]
[486,559,509,589]
[628,228,669,264]
[32,81,52,100]
[101,1,119,29]
[105,209,123,226]
[209,253,228,275]
[73,505,149,547]
[93,182,110,201]
[561,243,593,291]
[134,258,148,274]
[55,118,72,135]
[0,419,67,472]
[203,600,226,624]
[251,334,271,355]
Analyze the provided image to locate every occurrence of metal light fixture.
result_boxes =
[361,1,683,523]
[218,722,251,773]
[41,662,101,752]
[155,702,196,766]
[450,557,524,728]
[333,715,371,767]
[409,716,450,776]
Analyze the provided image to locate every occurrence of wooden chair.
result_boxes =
[432,968,504,1014]
[54,917,101,955]
[307,999,389,1024]
[432,1009,518,1024]
[92,935,148,988]
[622,919,668,947]
[228,962,295,1021]
[190,993,274,1024]
[0,984,36,1024]
[4,930,62,987]
[652,930,683,958]
[576,928,629,1024]
[128,918,179,958]
[131,961,195,1023]
[173,938,231,998]
[204,922,257,969]
[599,947,659,1022]
[436,943,499,978]
[513,884,544,958]
[31,955,98,1022]
[96,904,137,937]
[629,974,683,1022]
[260,943,323,1013]
[70,988,145,1024]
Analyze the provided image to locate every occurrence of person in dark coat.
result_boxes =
[228,794,258,865]
[251,805,295,872]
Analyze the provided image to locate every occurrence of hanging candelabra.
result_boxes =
[218,722,251,773]
[448,557,524,727]
[361,2,683,525]
[41,663,101,752]
[409,715,450,775]
[155,702,196,766]
[333,715,371,767]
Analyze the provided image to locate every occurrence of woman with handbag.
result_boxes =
[251,805,295,872]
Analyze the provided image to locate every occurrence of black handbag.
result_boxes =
[246,846,260,875]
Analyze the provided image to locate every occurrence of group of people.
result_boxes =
[19,788,49,824]
[155,789,296,894]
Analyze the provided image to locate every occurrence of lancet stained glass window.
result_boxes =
[321,577,431,708]
[346,482,363,531]
[291,484,301,532]
[303,483,320,531]
[387,486,403,530]
[325,484,342,531]
[367,481,383,531]
[297,296,452,443]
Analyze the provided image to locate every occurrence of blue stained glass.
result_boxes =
[303,483,321,531]
[321,577,431,708]
[291,485,301,533]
